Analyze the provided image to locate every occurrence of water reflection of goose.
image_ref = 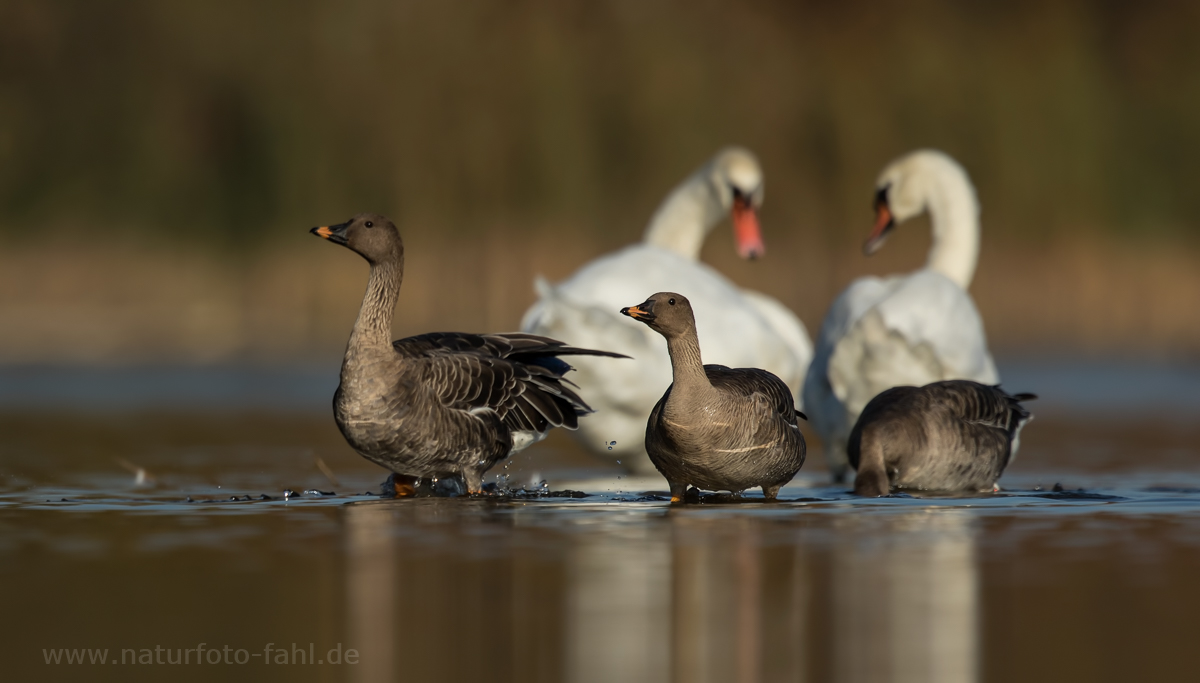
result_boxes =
[831,511,979,683]
[666,515,810,683]
[522,148,813,474]
[345,503,396,683]
[804,150,999,482]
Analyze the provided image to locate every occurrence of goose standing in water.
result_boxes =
[621,292,806,502]
[312,214,626,496]
[803,150,999,482]
[849,380,1035,496]
[523,148,812,473]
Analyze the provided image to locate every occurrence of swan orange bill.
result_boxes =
[313,226,335,239]
[732,196,765,260]
[864,203,894,255]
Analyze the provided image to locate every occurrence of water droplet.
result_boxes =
[616,460,621,465]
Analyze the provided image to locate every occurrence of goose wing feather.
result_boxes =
[925,381,1035,433]
[706,365,800,426]
[393,332,624,435]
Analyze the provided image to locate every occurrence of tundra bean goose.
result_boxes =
[849,380,1036,497]
[621,292,806,502]
[522,147,812,474]
[804,150,999,483]
[312,214,626,495]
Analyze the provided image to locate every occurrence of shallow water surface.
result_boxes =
[2,362,1200,682]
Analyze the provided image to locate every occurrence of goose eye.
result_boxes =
[668,298,676,305]
[365,221,374,228]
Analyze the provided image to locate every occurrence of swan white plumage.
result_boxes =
[521,147,813,474]
[802,149,999,482]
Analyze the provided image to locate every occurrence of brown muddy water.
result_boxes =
[2,362,1200,682]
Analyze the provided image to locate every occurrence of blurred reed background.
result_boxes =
[2,0,1199,363]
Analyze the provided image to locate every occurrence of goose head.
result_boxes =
[863,149,980,288]
[621,291,696,339]
[311,213,405,266]
[643,146,765,260]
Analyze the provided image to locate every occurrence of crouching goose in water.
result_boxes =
[803,149,999,483]
[312,214,627,496]
[523,147,812,474]
[621,292,806,502]
[849,380,1035,496]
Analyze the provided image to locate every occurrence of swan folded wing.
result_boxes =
[828,308,944,419]
[827,272,998,417]
[873,271,999,383]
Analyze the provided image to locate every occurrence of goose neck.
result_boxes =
[664,329,713,393]
[348,260,402,352]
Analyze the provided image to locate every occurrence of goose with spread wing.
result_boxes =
[312,213,626,495]
[522,147,812,473]
[803,150,1000,482]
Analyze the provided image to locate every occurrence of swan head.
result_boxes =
[643,146,766,260]
[864,149,973,256]
[621,291,696,339]
[311,213,404,265]
[707,147,765,259]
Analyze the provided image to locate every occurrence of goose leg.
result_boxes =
[669,482,688,504]
[761,484,781,500]
[463,469,484,496]
[381,473,418,498]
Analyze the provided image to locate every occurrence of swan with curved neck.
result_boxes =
[642,146,765,260]
[802,149,998,483]
[520,147,812,475]
[865,149,981,289]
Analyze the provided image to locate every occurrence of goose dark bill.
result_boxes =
[310,220,350,245]
[620,301,656,322]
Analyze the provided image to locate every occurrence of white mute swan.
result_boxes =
[521,147,813,474]
[802,149,999,482]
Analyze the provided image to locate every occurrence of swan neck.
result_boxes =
[924,178,980,289]
[642,172,724,260]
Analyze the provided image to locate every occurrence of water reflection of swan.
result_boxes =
[342,501,978,683]
[831,511,979,683]
[564,518,671,682]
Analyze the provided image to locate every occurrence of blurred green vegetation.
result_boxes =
[1,0,1199,246]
